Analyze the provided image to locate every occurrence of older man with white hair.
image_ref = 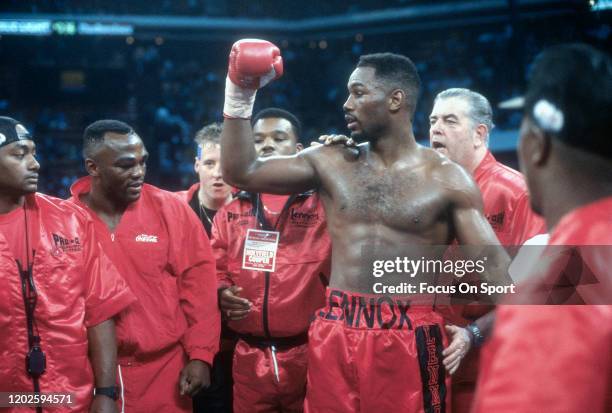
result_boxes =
[429,87,545,246]
[429,88,546,413]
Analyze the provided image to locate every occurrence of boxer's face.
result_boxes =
[253,118,302,158]
[429,97,481,168]
[86,132,147,205]
[344,67,389,143]
[195,142,232,204]
[0,140,39,195]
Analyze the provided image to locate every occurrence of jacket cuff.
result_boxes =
[85,288,136,327]
[188,349,215,366]
[217,278,233,289]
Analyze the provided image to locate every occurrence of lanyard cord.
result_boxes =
[16,258,38,348]
[15,205,43,410]
[16,204,39,348]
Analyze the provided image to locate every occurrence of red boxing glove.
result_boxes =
[228,39,283,89]
[224,39,283,119]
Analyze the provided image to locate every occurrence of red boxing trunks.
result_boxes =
[304,288,451,413]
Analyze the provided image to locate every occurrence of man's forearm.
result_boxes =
[221,118,258,187]
[471,310,496,344]
[87,319,117,387]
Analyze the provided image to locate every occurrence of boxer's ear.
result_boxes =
[389,89,404,113]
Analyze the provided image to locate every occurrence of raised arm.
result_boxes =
[221,39,318,194]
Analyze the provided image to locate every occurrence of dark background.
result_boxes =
[0,0,609,197]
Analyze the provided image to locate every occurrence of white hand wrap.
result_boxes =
[223,77,257,119]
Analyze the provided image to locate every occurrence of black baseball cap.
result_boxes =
[499,43,612,158]
[0,116,34,149]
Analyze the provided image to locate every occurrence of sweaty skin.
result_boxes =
[222,67,508,294]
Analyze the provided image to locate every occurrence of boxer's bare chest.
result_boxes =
[320,155,450,233]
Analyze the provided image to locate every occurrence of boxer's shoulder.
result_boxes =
[422,146,464,178]
[300,142,363,169]
[424,147,481,200]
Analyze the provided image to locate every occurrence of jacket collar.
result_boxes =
[473,150,497,182]
[186,183,200,200]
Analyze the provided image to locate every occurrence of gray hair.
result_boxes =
[434,88,495,145]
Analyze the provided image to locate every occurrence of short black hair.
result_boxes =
[357,53,421,116]
[524,43,612,158]
[252,108,302,140]
[83,119,134,158]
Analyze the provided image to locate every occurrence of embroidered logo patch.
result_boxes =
[135,234,158,243]
[52,233,82,253]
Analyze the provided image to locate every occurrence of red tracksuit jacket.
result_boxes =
[0,193,134,412]
[474,151,546,246]
[69,177,220,364]
[175,183,199,205]
[211,190,331,338]
[473,196,612,413]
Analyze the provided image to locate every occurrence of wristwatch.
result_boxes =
[466,323,485,348]
[94,386,119,400]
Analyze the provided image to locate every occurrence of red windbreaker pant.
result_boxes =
[233,339,308,413]
[118,344,191,412]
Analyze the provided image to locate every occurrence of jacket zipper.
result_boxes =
[263,271,271,338]
[255,193,297,339]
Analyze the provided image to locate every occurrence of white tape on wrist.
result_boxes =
[223,77,257,119]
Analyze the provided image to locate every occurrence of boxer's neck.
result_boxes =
[370,124,417,166]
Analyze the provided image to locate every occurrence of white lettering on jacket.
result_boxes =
[135,234,158,243]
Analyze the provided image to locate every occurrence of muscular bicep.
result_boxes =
[221,118,318,194]
[441,163,496,245]
[453,206,499,246]
[453,201,512,285]
[442,162,511,284]
[243,153,319,194]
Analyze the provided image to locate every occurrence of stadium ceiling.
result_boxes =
[0,0,595,40]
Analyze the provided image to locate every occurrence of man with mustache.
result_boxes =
[429,88,545,246]
[0,116,134,413]
[428,88,546,413]
[213,108,331,412]
[220,40,510,412]
[69,119,220,412]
